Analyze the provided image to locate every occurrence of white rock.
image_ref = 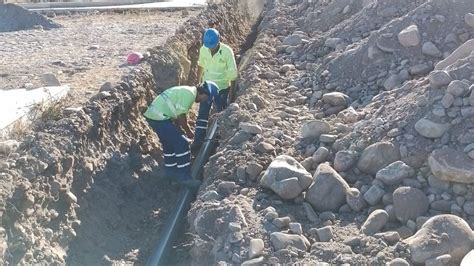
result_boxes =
[398,25,421,47]
[461,250,474,266]
[248,238,264,259]
[405,215,474,264]
[428,148,474,184]
[346,188,366,212]
[435,39,474,70]
[0,140,20,154]
[322,92,350,106]
[260,155,313,200]
[465,13,474,28]
[387,258,410,266]
[414,118,450,139]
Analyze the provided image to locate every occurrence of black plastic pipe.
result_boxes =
[146,120,219,266]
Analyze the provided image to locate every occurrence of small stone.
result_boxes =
[428,148,474,184]
[387,258,410,266]
[313,147,330,164]
[41,73,61,86]
[0,140,20,154]
[363,185,385,205]
[398,25,421,47]
[376,161,414,185]
[429,71,452,89]
[270,232,309,251]
[464,13,474,28]
[447,80,470,97]
[357,142,401,175]
[384,74,401,90]
[361,209,389,236]
[346,188,367,212]
[334,150,357,172]
[322,92,350,107]
[248,239,264,259]
[240,122,263,134]
[289,222,303,235]
[422,42,443,58]
[441,93,455,108]
[414,118,450,139]
[65,191,77,204]
[319,134,337,143]
[246,162,263,180]
[273,217,291,229]
[201,190,220,201]
[256,142,275,153]
[316,226,333,242]
[302,120,331,139]
[303,202,319,222]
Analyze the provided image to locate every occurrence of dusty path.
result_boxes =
[0,10,199,106]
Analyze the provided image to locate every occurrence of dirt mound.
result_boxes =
[0,4,60,32]
[187,0,474,265]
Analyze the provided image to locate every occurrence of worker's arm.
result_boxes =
[226,48,238,103]
[174,114,194,139]
[197,65,204,83]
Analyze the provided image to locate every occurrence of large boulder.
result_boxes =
[461,250,474,266]
[301,120,331,139]
[393,187,429,222]
[428,148,474,184]
[435,39,474,70]
[270,232,310,251]
[305,163,350,212]
[260,155,313,199]
[357,142,401,175]
[404,215,474,264]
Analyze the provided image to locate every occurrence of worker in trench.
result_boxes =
[144,82,218,188]
[190,27,238,155]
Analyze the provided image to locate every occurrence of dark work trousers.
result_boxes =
[146,118,191,180]
[193,88,229,149]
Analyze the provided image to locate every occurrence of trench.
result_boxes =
[58,1,265,265]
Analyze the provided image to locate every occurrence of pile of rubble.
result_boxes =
[188,0,474,265]
[0,4,60,32]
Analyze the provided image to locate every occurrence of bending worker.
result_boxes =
[144,83,214,188]
[192,28,238,153]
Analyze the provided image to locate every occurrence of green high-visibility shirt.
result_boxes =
[198,43,238,91]
[144,86,196,121]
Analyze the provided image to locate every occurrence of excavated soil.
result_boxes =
[0,0,258,264]
[0,4,61,32]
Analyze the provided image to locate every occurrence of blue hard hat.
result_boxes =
[203,28,220,49]
[203,80,219,102]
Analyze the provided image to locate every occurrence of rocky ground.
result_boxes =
[0,5,198,108]
[188,0,474,265]
[1,0,474,265]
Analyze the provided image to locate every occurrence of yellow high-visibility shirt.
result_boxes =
[198,43,238,91]
[144,86,196,121]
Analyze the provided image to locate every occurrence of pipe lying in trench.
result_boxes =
[146,120,219,266]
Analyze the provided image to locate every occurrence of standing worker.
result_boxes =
[192,28,238,153]
[144,83,213,188]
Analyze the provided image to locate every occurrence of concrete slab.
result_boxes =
[0,86,70,136]
[27,0,206,13]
